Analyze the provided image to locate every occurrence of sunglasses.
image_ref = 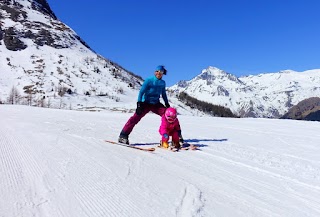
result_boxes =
[156,70,164,74]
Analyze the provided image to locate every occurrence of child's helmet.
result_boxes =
[165,107,177,123]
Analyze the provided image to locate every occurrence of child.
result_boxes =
[159,107,182,149]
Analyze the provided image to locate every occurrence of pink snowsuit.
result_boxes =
[159,115,181,143]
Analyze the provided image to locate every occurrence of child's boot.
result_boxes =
[160,141,169,148]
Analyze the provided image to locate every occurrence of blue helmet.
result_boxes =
[155,65,167,75]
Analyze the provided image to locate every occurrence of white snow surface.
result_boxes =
[1,105,320,217]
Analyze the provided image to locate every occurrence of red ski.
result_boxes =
[105,140,155,152]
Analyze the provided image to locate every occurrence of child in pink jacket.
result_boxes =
[159,107,182,149]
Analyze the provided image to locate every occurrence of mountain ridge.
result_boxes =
[170,67,320,118]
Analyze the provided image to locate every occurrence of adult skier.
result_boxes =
[118,65,183,145]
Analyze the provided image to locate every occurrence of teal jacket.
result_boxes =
[137,76,169,105]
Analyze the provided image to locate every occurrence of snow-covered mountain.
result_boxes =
[170,66,320,118]
[1,0,320,119]
[0,0,145,111]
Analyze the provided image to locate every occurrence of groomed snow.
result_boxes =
[1,105,320,217]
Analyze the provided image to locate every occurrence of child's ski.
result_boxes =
[157,143,198,152]
[181,143,198,150]
[157,145,179,152]
[105,140,155,152]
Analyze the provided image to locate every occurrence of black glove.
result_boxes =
[165,102,170,108]
[179,136,184,143]
[136,102,143,115]
[178,130,184,143]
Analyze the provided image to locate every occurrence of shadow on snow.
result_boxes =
[132,138,228,148]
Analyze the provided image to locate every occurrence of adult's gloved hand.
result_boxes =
[178,130,184,143]
[136,102,143,115]
[165,102,170,108]
[179,136,184,143]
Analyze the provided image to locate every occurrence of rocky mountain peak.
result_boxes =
[0,0,88,51]
[195,66,243,85]
[30,0,57,19]
[1,0,56,20]
[198,66,226,79]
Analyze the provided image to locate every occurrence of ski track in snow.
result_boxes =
[1,105,320,217]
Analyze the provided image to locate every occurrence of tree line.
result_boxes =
[178,92,237,118]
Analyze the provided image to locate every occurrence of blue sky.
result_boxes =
[47,0,320,86]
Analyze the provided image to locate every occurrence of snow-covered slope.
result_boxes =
[170,66,320,118]
[0,0,143,111]
[1,105,320,217]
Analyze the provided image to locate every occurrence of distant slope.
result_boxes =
[281,97,320,121]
